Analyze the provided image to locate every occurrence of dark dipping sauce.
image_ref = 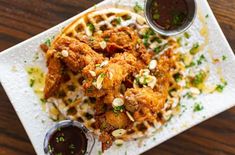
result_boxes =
[150,0,189,30]
[48,126,87,155]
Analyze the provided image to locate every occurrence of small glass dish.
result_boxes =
[144,0,197,36]
[43,120,95,155]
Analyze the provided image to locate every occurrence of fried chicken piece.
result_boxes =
[53,37,104,72]
[44,55,62,99]
[99,132,113,152]
[76,32,104,52]
[94,111,130,131]
[124,87,167,122]
[82,52,137,104]
[77,27,138,56]
[105,111,130,129]
[95,111,130,151]
[104,27,138,54]
[124,49,177,123]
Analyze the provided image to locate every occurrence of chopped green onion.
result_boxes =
[30,79,35,87]
[44,38,51,47]
[222,55,227,61]
[133,2,143,13]
[184,32,191,39]
[153,13,160,20]
[197,54,207,65]
[190,43,200,55]
[193,102,203,112]
[87,23,95,32]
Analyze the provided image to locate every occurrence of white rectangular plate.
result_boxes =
[0,0,235,154]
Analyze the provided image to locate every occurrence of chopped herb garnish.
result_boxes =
[172,12,186,26]
[33,52,39,61]
[40,98,46,104]
[173,73,182,82]
[193,102,203,112]
[191,70,207,86]
[69,144,76,149]
[133,2,143,13]
[98,150,102,155]
[87,23,95,33]
[100,73,106,78]
[153,13,160,20]
[222,55,227,61]
[183,92,194,99]
[186,61,196,68]
[113,105,124,113]
[116,17,121,25]
[142,28,155,47]
[30,79,35,87]
[205,14,209,18]
[143,38,149,47]
[56,136,65,143]
[153,37,162,43]
[184,32,191,39]
[197,54,207,65]
[154,43,168,54]
[177,37,182,45]
[215,81,227,93]
[190,43,200,55]
[44,38,51,47]
[215,84,224,92]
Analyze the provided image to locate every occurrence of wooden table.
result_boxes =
[0,0,234,154]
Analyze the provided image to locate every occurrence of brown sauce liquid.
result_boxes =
[48,126,87,155]
[150,0,189,30]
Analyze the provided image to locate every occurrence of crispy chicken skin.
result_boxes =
[124,87,166,122]
[54,37,104,72]
[44,55,62,99]
[124,49,176,122]
[82,52,137,103]
[44,37,104,98]
[99,132,113,152]
[77,27,139,55]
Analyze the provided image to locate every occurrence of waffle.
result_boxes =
[45,8,183,141]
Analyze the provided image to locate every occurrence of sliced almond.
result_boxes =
[141,69,150,76]
[136,16,145,25]
[99,41,107,49]
[112,98,124,107]
[149,60,157,70]
[114,139,124,147]
[126,111,134,122]
[61,50,69,57]
[100,60,109,67]
[147,76,157,89]
[88,70,96,77]
[109,72,113,80]
[112,129,126,138]
[86,27,93,36]
[93,73,105,90]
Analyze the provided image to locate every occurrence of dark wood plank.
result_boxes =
[0,0,234,155]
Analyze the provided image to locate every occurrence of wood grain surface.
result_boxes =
[0,0,234,155]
